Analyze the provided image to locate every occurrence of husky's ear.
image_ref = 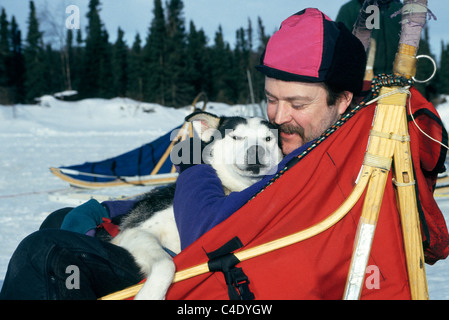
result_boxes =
[185,111,221,142]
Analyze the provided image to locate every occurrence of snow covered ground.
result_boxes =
[0,94,448,299]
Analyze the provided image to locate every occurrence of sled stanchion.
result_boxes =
[151,92,208,176]
[392,100,429,299]
[343,99,403,299]
[150,121,189,176]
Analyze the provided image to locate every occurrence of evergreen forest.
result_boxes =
[0,0,448,107]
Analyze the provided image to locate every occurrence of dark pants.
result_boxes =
[0,208,143,300]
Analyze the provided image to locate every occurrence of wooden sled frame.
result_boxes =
[100,0,431,300]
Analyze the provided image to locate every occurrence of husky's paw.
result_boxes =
[134,282,167,300]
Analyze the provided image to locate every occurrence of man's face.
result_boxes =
[265,77,351,155]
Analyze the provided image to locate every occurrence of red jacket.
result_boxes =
[165,87,448,300]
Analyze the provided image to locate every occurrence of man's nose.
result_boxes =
[274,102,292,125]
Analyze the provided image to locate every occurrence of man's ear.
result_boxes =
[336,91,354,115]
[185,111,221,142]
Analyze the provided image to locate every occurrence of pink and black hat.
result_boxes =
[256,8,366,94]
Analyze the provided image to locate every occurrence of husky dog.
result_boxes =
[104,111,283,299]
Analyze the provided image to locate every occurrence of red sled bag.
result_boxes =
[407,87,449,264]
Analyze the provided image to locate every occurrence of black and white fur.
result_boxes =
[100,111,283,299]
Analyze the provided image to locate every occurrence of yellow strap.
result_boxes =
[370,130,410,142]
[392,178,416,187]
[363,153,392,171]
[378,86,408,106]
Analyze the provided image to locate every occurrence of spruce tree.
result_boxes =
[42,43,64,94]
[113,27,128,97]
[64,28,73,91]
[10,16,25,103]
[165,0,191,107]
[186,21,210,98]
[210,25,233,103]
[69,29,83,93]
[256,16,270,53]
[128,33,143,101]
[98,29,114,98]
[253,16,269,102]
[142,0,167,104]
[233,26,251,103]
[0,8,9,88]
[24,0,46,102]
[79,0,105,98]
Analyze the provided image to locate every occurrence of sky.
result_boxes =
[1,0,448,62]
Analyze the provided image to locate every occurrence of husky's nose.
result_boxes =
[247,145,265,166]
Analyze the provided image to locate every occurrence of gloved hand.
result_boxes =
[170,137,208,173]
[60,199,110,235]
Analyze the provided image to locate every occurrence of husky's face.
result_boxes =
[186,111,283,193]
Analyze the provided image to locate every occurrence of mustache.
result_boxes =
[279,124,303,135]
